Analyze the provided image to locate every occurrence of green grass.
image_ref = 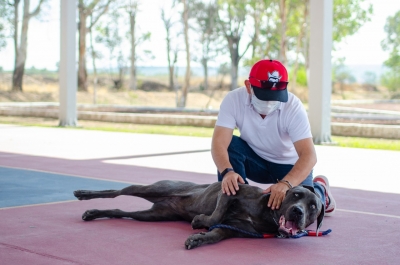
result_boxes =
[0,116,399,151]
[83,124,217,137]
[332,136,400,151]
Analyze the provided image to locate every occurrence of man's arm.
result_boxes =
[263,137,317,209]
[211,126,245,195]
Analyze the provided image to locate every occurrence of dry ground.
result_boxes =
[0,72,396,111]
[0,73,230,110]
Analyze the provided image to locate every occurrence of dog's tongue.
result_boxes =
[278,216,299,236]
[285,221,299,235]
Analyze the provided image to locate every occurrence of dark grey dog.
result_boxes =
[74,180,324,249]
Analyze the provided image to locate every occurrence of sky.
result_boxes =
[1,0,400,72]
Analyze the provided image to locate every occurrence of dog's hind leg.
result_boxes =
[74,184,150,200]
[82,204,182,222]
[74,181,201,202]
[191,193,233,229]
[185,228,234,250]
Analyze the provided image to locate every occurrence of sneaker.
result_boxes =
[313,175,336,216]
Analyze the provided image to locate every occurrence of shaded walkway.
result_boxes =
[1,124,399,264]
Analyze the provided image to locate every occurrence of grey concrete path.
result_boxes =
[1,123,399,195]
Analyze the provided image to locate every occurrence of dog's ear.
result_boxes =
[303,185,325,235]
[316,200,325,236]
[301,185,316,194]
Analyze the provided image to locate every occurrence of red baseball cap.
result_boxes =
[248,59,289,102]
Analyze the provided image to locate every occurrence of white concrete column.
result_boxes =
[59,0,77,127]
[308,0,333,144]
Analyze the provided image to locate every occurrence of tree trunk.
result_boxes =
[179,0,190,108]
[78,8,88,92]
[13,0,20,74]
[230,62,238,91]
[89,20,97,104]
[169,66,175,90]
[228,38,240,91]
[278,0,287,65]
[202,58,208,91]
[129,11,137,90]
[12,0,30,91]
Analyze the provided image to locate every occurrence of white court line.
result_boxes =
[0,200,77,210]
[337,208,400,219]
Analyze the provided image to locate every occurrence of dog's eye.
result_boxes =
[294,193,299,197]
[310,204,316,210]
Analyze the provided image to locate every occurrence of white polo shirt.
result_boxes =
[216,87,312,165]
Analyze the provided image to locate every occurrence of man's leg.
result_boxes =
[217,136,269,184]
[218,136,314,185]
[264,160,313,186]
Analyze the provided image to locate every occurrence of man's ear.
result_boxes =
[244,80,251,94]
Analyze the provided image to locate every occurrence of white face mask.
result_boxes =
[251,93,280,115]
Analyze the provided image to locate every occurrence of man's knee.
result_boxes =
[300,171,313,186]
[227,135,249,154]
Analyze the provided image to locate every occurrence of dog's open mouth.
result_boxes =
[278,215,300,237]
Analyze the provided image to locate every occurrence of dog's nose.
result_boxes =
[293,206,304,217]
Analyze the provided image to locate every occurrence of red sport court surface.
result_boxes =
[1,124,400,265]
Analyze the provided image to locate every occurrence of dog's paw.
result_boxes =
[191,214,208,229]
[82,209,99,221]
[185,232,207,250]
[73,190,93,200]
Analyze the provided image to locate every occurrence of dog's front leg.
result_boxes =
[191,192,233,229]
[185,228,233,250]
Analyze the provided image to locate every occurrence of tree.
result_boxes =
[0,0,9,52]
[161,6,180,92]
[9,0,46,92]
[381,10,400,96]
[278,0,287,64]
[244,0,280,67]
[88,13,103,104]
[192,0,221,91]
[332,0,373,45]
[381,70,400,96]
[123,1,151,91]
[78,0,112,92]
[178,0,191,107]
[217,0,253,91]
[332,58,355,99]
[126,1,139,91]
[95,10,124,89]
[288,0,308,93]
[284,0,372,91]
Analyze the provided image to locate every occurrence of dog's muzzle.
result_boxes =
[278,215,301,237]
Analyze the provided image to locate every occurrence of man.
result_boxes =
[211,59,335,216]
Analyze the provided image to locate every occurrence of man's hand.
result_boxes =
[221,171,245,196]
[263,183,290,210]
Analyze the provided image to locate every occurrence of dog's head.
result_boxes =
[276,185,324,237]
